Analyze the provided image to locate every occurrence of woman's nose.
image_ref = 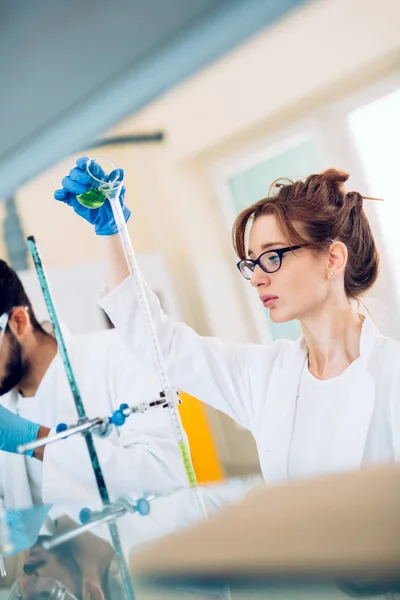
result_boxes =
[250,265,271,288]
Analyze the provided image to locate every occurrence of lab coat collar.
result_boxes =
[259,315,377,485]
[358,315,381,367]
[45,320,73,343]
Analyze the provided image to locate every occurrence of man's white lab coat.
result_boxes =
[0,328,187,509]
[99,276,400,485]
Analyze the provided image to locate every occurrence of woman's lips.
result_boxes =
[260,295,279,308]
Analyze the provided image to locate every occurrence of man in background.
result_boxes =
[0,259,187,509]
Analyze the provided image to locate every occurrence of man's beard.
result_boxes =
[0,332,28,395]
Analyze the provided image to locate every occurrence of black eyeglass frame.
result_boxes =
[237,244,307,279]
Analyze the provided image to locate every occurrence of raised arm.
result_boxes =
[54,158,274,430]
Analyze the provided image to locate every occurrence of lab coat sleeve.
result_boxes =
[42,336,188,505]
[99,275,274,430]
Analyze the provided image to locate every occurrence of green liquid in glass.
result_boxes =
[77,188,107,209]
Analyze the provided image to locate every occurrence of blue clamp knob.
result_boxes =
[110,410,125,427]
[110,404,130,427]
[135,498,151,516]
[56,423,68,434]
[79,508,92,524]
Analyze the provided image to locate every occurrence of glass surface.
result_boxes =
[1,486,398,599]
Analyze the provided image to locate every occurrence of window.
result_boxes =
[349,88,400,272]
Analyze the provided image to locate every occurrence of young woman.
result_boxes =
[55,160,400,485]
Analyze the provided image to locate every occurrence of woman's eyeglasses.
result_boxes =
[237,245,306,280]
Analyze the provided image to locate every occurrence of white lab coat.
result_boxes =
[99,276,400,485]
[0,327,188,510]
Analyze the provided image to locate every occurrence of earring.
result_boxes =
[329,271,334,276]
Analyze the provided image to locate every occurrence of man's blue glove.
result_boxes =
[0,405,40,457]
[5,505,51,555]
[54,156,131,236]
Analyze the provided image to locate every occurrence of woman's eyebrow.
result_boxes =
[248,241,286,256]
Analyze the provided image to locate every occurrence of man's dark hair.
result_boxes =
[0,260,44,332]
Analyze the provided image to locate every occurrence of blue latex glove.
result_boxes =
[5,505,51,555]
[0,405,40,457]
[54,156,131,236]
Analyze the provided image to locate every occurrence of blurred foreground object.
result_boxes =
[131,465,400,586]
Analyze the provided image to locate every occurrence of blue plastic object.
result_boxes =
[56,423,68,434]
[79,508,92,524]
[0,405,40,457]
[6,505,51,555]
[54,157,131,236]
[135,498,151,516]
[110,410,125,427]
[110,403,130,427]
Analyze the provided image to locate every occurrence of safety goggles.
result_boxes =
[0,313,9,353]
[0,306,30,353]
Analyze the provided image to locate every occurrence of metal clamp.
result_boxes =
[17,390,180,455]
[42,495,154,551]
